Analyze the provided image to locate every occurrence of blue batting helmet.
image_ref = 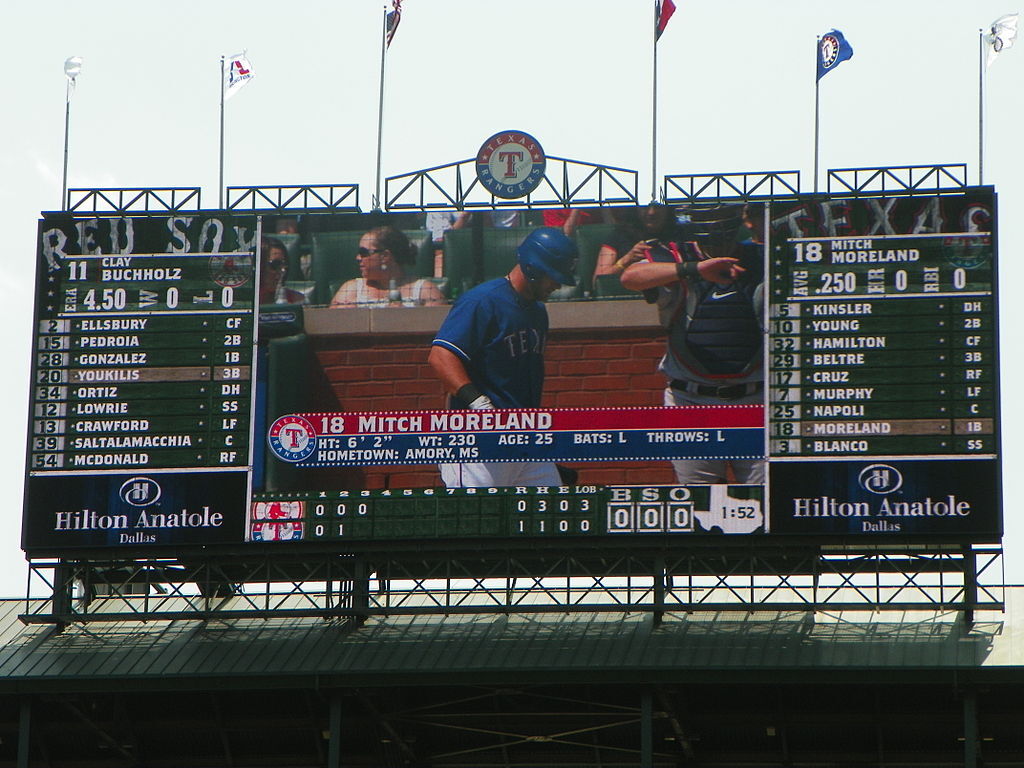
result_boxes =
[517,227,578,286]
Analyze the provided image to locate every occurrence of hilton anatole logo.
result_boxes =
[791,464,972,533]
[54,508,225,544]
[53,476,224,544]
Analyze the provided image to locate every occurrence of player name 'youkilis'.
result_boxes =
[75,318,148,331]
[809,336,885,349]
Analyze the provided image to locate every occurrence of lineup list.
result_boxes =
[29,253,256,473]
[769,233,996,459]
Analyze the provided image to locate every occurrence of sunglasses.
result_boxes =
[267,258,286,271]
[357,247,385,258]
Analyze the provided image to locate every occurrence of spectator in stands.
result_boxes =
[330,225,444,307]
[593,204,677,283]
[542,207,605,237]
[259,237,307,305]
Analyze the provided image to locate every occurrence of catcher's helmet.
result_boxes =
[680,204,746,248]
[517,227,578,286]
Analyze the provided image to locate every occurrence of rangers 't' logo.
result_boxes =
[268,415,318,463]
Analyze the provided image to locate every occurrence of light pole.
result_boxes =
[61,56,83,211]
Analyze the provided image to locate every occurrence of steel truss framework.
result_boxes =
[56,163,970,218]
[22,542,1003,625]
[384,156,640,211]
[226,184,360,212]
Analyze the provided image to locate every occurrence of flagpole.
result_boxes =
[978,29,985,185]
[61,57,82,211]
[219,55,226,210]
[651,2,658,202]
[62,77,72,211]
[813,37,820,194]
[374,5,387,211]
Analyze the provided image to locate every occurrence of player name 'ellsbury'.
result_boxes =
[76,318,148,331]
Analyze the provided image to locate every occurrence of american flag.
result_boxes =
[385,0,402,49]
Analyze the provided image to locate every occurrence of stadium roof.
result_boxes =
[0,589,1020,692]
[1,590,1023,765]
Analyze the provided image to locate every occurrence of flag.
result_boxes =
[224,52,254,100]
[656,0,676,41]
[986,13,1019,68]
[385,0,403,49]
[817,29,854,80]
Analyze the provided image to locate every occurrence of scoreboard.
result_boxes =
[24,216,257,550]
[769,232,995,458]
[766,193,1000,537]
[21,193,1003,555]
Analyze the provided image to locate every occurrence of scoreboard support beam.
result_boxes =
[20,543,1004,626]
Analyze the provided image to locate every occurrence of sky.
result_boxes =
[0,0,1021,597]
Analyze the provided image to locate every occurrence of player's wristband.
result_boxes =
[456,383,483,407]
[675,261,699,280]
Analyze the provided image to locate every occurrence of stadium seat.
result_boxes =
[442,225,585,300]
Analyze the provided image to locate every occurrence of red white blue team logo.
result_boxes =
[268,415,317,463]
[476,130,546,199]
[820,34,841,68]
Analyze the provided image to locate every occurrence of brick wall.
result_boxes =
[308,325,677,489]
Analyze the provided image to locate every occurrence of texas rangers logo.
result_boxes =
[268,415,317,463]
[476,130,546,199]
[820,34,842,70]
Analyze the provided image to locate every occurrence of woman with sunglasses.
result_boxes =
[259,237,307,305]
[330,226,443,308]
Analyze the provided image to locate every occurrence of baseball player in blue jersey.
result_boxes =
[429,227,578,488]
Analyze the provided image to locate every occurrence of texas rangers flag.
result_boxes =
[385,0,403,48]
[224,52,254,100]
[986,13,1019,68]
[656,0,676,41]
[816,29,854,80]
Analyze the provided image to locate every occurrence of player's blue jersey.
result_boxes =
[432,278,548,408]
